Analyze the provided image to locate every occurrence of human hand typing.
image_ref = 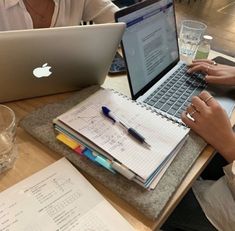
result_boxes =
[187,59,235,85]
[181,91,235,163]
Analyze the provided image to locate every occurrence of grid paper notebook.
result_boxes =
[54,88,189,189]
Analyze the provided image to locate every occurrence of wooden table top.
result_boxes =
[0,50,234,231]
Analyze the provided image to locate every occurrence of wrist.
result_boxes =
[221,132,235,163]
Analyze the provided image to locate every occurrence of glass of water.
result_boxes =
[179,20,207,58]
[0,105,17,173]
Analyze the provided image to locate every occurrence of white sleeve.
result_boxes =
[82,0,119,23]
[193,177,235,231]
[223,161,235,200]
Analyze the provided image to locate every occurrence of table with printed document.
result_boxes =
[1,50,235,231]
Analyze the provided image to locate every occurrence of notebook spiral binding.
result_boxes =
[109,88,187,129]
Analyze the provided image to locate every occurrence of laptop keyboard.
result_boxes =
[143,63,207,119]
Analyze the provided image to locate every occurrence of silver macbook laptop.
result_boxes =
[0,23,125,102]
[115,0,235,123]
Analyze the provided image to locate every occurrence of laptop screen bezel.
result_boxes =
[115,0,180,100]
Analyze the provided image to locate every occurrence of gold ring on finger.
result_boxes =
[204,96,213,103]
[189,110,197,117]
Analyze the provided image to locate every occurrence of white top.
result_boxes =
[193,161,235,231]
[0,0,119,31]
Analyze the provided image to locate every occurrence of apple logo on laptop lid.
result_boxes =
[33,63,52,78]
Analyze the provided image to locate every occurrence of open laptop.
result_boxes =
[115,0,235,123]
[0,23,125,102]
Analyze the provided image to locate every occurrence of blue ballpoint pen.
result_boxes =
[101,106,151,149]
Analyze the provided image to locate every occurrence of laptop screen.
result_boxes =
[115,0,179,99]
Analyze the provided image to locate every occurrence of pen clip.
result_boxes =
[102,106,116,124]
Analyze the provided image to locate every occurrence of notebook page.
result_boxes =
[0,158,134,231]
[58,89,189,180]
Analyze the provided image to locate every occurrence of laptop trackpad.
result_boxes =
[208,85,235,117]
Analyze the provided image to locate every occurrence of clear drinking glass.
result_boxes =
[179,20,207,58]
[0,105,17,173]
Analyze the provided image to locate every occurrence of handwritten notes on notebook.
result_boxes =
[0,158,134,231]
[57,89,189,180]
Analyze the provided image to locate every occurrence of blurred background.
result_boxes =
[113,0,235,57]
